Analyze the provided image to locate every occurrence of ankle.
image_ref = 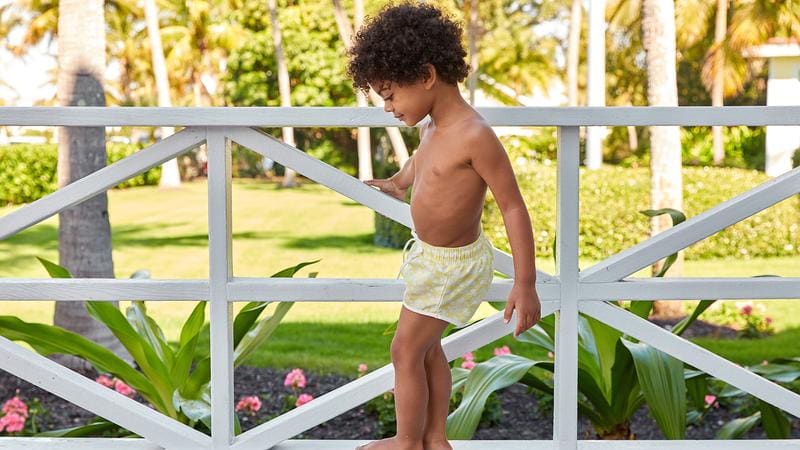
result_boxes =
[394,436,424,450]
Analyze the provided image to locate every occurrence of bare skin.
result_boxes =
[359,64,542,450]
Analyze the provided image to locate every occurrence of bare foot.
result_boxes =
[355,436,424,450]
[423,438,453,450]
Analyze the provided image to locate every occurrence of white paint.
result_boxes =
[765,57,800,176]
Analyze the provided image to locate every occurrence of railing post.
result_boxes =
[207,127,235,448]
[553,126,580,449]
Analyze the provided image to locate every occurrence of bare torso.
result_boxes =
[410,115,489,247]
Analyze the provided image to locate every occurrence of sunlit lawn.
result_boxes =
[1,179,798,374]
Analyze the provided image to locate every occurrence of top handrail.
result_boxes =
[1,106,799,127]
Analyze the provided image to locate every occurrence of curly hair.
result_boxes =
[346,2,469,95]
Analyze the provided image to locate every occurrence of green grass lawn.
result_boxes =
[1,179,798,375]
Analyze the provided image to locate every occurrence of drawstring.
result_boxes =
[396,229,419,279]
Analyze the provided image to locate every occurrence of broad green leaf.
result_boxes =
[446,354,540,439]
[585,314,623,399]
[35,420,121,437]
[716,412,760,439]
[450,367,471,394]
[85,301,175,414]
[623,339,686,439]
[234,301,294,367]
[673,300,717,336]
[639,208,685,277]
[36,256,72,278]
[269,260,321,278]
[181,357,210,398]
[685,370,708,411]
[758,400,790,439]
[171,302,206,384]
[127,300,175,369]
[0,316,162,409]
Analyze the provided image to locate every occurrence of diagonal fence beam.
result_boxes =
[580,166,800,282]
[0,337,210,449]
[0,127,206,240]
[231,302,559,450]
[225,126,554,282]
[580,301,800,419]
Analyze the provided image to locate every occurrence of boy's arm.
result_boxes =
[469,125,541,336]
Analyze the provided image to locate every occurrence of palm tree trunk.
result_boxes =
[566,0,582,107]
[144,0,181,189]
[642,0,685,318]
[332,0,410,168]
[56,0,131,369]
[711,0,727,165]
[268,0,299,188]
[585,0,606,170]
[354,0,372,181]
[467,0,479,106]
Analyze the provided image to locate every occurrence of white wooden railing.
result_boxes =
[0,106,798,450]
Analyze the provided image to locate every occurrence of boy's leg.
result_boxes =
[422,342,453,449]
[356,306,448,450]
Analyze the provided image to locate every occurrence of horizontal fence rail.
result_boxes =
[1,105,799,126]
[0,106,799,450]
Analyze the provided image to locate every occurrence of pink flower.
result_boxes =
[2,396,28,418]
[284,368,307,389]
[461,360,475,370]
[114,379,136,398]
[295,393,314,407]
[462,352,474,361]
[740,304,753,316]
[761,360,769,365]
[358,363,368,374]
[766,317,773,325]
[235,395,262,413]
[0,412,25,433]
[493,345,511,356]
[704,395,718,408]
[95,375,115,388]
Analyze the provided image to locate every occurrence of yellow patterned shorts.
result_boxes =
[396,228,494,328]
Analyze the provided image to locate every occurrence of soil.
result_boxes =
[0,318,796,440]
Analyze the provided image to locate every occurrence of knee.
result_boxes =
[390,335,427,368]
[423,343,443,366]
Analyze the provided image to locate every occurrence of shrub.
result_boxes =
[482,163,800,261]
[0,143,160,206]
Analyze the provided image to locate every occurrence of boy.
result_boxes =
[347,3,541,449]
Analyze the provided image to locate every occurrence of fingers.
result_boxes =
[503,301,514,324]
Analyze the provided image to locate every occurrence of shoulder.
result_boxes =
[461,118,503,164]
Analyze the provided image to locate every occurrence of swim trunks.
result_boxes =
[396,228,494,328]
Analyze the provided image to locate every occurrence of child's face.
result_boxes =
[369,69,434,127]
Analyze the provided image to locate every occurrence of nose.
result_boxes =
[383,102,392,113]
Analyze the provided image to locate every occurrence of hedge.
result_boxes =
[0,143,161,206]
[481,163,800,261]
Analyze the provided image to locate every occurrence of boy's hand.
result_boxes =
[504,283,541,338]
[364,178,407,201]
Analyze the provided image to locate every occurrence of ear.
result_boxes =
[422,63,436,89]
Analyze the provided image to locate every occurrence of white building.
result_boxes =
[745,38,800,177]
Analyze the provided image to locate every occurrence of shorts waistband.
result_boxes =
[407,228,490,264]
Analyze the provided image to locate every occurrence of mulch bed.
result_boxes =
[0,318,797,440]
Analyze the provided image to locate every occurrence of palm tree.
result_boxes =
[144,0,180,188]
[332,0,410,168]
[641,0,684,318]
[55,0,131,368]
[466,0,479,106]
[353,0,373,181]
[267,0,299,187]
[566,0,582,107]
